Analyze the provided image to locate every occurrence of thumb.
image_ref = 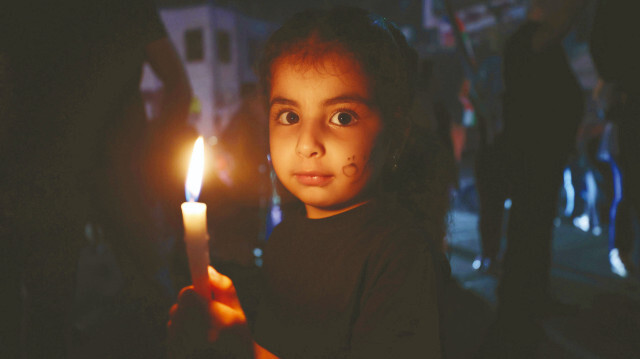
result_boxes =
[207,301,247,341]
[208,266,241,309]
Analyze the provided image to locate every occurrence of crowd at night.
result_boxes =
[2,0,638,358]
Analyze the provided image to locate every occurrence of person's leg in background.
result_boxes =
[499,154,564,315]
[611,100,640,276]
[480,149,567,359]
[475,143,509,272]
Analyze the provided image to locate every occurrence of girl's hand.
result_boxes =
[167,266,250,358]
[204,266,248,340]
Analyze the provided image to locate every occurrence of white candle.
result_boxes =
[181,136,211,300]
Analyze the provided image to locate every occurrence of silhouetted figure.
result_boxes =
[473,53,508,273]
[478,1,587,357]
[206,83,271,267]
[1,1,192,357]
[474,131,509,272]
[590,0,640,278]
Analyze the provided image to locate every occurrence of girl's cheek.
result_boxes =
[342,154,367,178]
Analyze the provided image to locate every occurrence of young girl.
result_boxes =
[168,6,451,358]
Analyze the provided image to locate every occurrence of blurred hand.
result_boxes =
[167,266,250,358]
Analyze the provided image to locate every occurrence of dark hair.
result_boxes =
[259,6,450,248]
[259,6,415,137]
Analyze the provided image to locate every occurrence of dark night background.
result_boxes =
[2,0,638,358]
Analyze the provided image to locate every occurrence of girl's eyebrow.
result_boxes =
[270,96,297,107]
[323,94,372,107]
[269,94,371,108]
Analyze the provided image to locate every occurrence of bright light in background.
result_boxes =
[573,214,590,233]
[185,136,205,202]
[270,204,281,224]
[253,248,264,267]
[609,249,628,278]
[563,167,574,217]
[472,259,482,270]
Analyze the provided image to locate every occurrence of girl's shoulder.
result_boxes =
[371,198,427,230]
[365,200,433,253]
[366,200,452,290]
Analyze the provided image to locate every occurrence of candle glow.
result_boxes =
[185,136,205,202]
[181,136,211,300]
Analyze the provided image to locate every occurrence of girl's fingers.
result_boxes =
[167,286,248,351]
[208,266,241,308]
[207,301,247,342]
[210,301,245,326]
[169,287,209,336]
[176,285,198,303]
[208,266,232,290]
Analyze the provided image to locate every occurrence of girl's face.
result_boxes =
[269,51,384,219]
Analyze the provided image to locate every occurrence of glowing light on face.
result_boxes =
[185,136,205,202]
[268,52,383,218]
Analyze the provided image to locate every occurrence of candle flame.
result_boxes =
[185,136,204,202]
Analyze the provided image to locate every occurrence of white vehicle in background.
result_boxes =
[141,3,277,139]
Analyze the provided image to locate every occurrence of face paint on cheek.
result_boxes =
[343,163,359,177]
[342,155,359,177]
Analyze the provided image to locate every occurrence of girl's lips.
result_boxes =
[294,173,333,186]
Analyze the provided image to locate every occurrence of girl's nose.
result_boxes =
[296,122,325,158]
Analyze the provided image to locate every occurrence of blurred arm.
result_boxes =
[531,0,588,53]
[145,37,192,127]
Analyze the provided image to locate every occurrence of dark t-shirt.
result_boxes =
[252,200,444,358]
[502,21,583,154]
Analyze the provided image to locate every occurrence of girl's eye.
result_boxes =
[276,111,300,125]
[329,112,356,126]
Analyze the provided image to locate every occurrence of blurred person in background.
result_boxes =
[477,0,588,357]
[590,0,640,279]
[1,0,193,357]
[205,83,271,267]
